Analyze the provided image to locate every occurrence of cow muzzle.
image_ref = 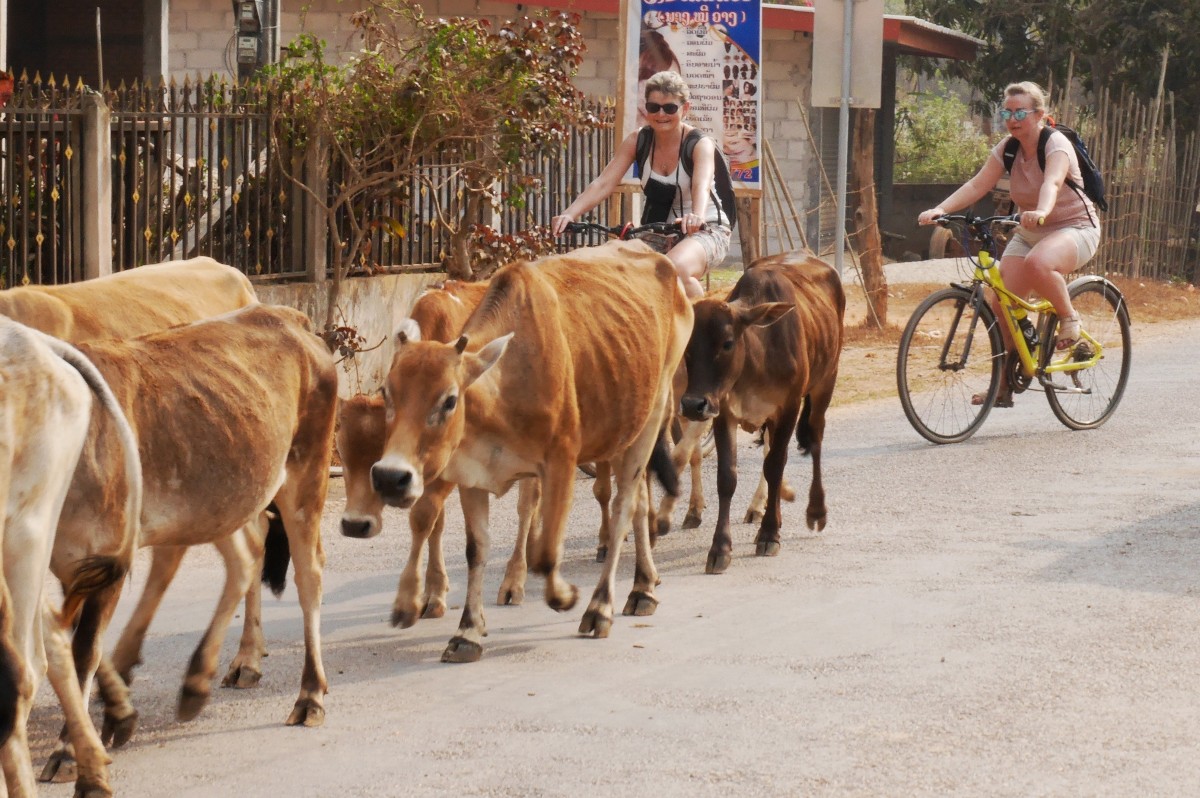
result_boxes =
[680,394,719,422]
[340,513,380,539]
[371,462,421,509]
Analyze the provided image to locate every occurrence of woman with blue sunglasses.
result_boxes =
[918,81,1100,407]
[552,71,732,298]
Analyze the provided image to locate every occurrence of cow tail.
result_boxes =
[38,332,142,602]
[795,395,814,457]
[261,502,291,598]
[648,425,681,498]
[0,589,20,747]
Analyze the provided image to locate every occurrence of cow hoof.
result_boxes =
[655,517,671,539]
[497,584,525,606]
[744,508,763,524]
[755,540,781,557]
[74,777,113,798]
[807,513,827,532]
[420,599,446,620]
[286,697,325,727]
[177,685,211,722]
[595,545,607,563]
[622,591,658,617]
[578,609,612,638]
[781,485,797,503]
[441,637,483,663]
[221,664,262,689]
[706,550,732,575]
[391,607,419,629]
[101,709,139,748]
[682,512,702,530]
[547,584,579,613]
[39,750,75,783]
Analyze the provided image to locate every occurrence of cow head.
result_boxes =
[371,319,513,508]
[680,298,793,421]
[336,395,387,538]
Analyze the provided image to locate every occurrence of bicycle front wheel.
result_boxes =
[897,286,1005,444]
[1044,278,1131,429]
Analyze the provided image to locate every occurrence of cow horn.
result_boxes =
[454,335,469,354]
[396,318,421,345]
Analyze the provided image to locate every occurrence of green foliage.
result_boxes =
[904,0,1200,132]
[893,89,995,183]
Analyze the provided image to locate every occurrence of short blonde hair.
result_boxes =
[1004,81,1047,112]
[644,71,689,103]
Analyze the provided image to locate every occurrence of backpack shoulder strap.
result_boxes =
[680,127,704,175]
[1001,135,1020,174]
[635,126,654,174]
[1035,125,1054,172]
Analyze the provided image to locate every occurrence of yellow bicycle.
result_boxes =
[897,213,1132,444]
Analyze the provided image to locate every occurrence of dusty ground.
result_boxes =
[23,263,1200,797]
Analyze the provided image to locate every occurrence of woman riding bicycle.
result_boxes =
[917,81,1100,406]
[550,71,732,299]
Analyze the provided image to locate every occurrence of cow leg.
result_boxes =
[0,576,38,798]
[177,532,257,722]
[498,478,540,606]
[422,507,449,619]
[40,601,112,798]
[745,431,797,524]
[755,402,802,556]
[684,431,707,528]
[0,646,36,798]
[392,480,454,629]
[654,418,706,538]
[110,545,187,685]
[272,486,329,728]
[801,387,834,531]
[529,452,580,614]
[443,487,490,663]
[708,411,739,575]
[592,462,613,562]
[224,520,269,689]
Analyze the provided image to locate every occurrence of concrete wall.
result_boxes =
[256,271,443,397]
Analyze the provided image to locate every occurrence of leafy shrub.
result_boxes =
[894,87,996,183]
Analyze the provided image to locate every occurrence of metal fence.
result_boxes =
[0,74,617,286]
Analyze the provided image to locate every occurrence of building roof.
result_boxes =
[492,1,981,61]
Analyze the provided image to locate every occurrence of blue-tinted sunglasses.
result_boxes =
[645,102,681,115]
[1000,108,1034,121]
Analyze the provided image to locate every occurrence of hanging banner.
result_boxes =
[623,0,763,189]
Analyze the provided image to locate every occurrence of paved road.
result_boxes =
[30,319,1200,797]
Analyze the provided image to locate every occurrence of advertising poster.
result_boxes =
[623,0,763,189]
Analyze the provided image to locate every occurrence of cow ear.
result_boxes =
[462,332,514,387]
[733,301,794,329]
[395,318,422,346]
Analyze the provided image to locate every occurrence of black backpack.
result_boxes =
[635,126,738,230]
[1002,124,1109,213]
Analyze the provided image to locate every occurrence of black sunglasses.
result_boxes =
[645,102,681,115]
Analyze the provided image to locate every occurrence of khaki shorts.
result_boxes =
[687,224,733,271]
[1005,224,1100,269]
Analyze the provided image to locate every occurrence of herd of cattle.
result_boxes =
[0,240,843,796]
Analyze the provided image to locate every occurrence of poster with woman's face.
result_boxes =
[624,0,762,189]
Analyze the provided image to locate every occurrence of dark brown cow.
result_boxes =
[49,305,337,738]
[679,251,844,574]
[371,240,691,661]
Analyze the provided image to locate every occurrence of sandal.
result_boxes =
[1055,315,1081,352]
[971,391,1013,408]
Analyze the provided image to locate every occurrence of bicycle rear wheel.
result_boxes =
[1044,278,1131,429]
[897,286,1005,444]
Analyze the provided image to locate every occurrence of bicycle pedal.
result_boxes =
[1072,341,1095,361]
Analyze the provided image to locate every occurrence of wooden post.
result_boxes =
[850,107,886,327]
[736,194,760,266]
[304,135,329,284]
[81,91,113,279]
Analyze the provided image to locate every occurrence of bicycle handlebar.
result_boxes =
[563,220,704,239]
[933,212,1020,228]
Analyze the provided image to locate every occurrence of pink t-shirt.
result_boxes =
[991,130,1096,228]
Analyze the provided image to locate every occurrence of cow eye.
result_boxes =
[722,338,735,352]
[442,394,457,413]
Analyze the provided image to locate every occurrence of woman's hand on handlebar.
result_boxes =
[917,207,947,226]
[1019,210,1047,230]
[551,213,576,236]
[679,213,705,234]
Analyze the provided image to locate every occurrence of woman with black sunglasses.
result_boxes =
[551,71,732,298]
[917,81,1100,407]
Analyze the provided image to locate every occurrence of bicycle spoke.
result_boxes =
[1045,279,1131,429]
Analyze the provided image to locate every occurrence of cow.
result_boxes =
[44,305,337,748]
[0,318,142,798]
[679,251,844,574]
[370,240,691,661]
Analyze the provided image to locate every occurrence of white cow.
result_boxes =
[0,317,141,798]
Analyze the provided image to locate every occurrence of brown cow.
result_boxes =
[48,305,337,742]
[679,251,844,574]
[371,240,691,661]
[0,318,142,798]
